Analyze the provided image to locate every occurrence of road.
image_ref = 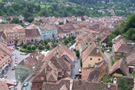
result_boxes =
[6,46,30,90]
[104,52,112,69]
[69,42,81,79]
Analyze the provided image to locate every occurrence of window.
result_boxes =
[90,58,92,60]
[41,77,44,80]
[86,43,88,45]
[98,58,100,61]
[88,64,91,67]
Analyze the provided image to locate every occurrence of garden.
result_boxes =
[15,35,76,53]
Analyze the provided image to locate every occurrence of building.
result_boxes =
[82,61,108,82]
[37,24,57,40]
[0,42,12,77]
[75,31,95,54]
[0,24,21,32]
[4,28,25,45]
[15,52,43,80]
[0,78,14,90]
[109,59,129,76]
[113,39,135,60]
[57,23,75,38]
[126,53,135,73]
[31,43,74,90]
[82,43,104,68]
[42,78,118,90]
[25,29,41,42]
[0,16,6,23]
[100,36,109,47]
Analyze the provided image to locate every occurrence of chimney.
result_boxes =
[70,80,73,90]
[113,78,117,84]
[36,56,39,60]
[107,83,111,88]
[56,51,59,58]
[96,48,99,54]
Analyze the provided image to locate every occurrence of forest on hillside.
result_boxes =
[0,0,135,18]
[107,14,135,46]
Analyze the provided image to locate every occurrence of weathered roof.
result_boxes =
[75,32,94,45]
[82,43,103,62]
[126,53,135,66]
[88,61,108,82]
[39,24,57,30]
[113,39,134,53]
[0,50,10,66]
[109,59,129,76]
[43,42,74,62]
[0,80,9,90]
[19,52,44,70]
[42,78,117,90]
[25,29,40,37]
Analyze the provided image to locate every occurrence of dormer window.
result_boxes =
[98,58,100,61]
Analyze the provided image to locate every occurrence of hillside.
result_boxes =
[107,14,135,46]
[0,0,135,17]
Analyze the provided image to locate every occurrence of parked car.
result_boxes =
[23,82,29,87]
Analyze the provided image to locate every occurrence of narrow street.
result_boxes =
[104,52,112,69]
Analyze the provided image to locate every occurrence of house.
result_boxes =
[126,53,135,73]
[109,59,129,76]
[37,24,57,40]
[31,43,74,90]
[15,52,43,80]
[112,35,133,46]
[75,31,95,54]
[25,29,41,42]
[0,80,9,90]
[31,56,72,90]
[112,35,124,44]
[82,61,108,82]
[0,78,14,90]
[4,28,25,45]
[57,23,75,38]
[42,78,118,90]
[0,16,6,23]
[100,36,109,47]
[82,43,104,68]
[0,42,12,77]
[113,39,135,60]
[0,24,20,32]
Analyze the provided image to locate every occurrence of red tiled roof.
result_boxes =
[109,59,129,76]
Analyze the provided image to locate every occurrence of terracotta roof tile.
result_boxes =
[25,29,40,37]
[109,59,129,76]
[42,78,117,90]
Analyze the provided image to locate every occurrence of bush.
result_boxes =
[44,40,48,45]
[46,44,50,50]
[32,45,36,50]
[23,44,27,49]
[38,44,44,50]
[27,45,31,50]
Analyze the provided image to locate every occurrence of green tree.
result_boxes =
[32,45,36,50]
[23,44,27,49]
[44,39,48,45]
[64,39,69,45]
[27,45,31,50]
[11,17,20,24]
[76,50,80,58]
[46,44,50,50]
[38,44,44,50]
